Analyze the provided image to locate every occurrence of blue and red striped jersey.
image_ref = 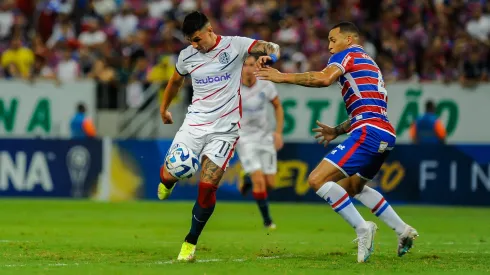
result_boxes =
[327,45,395,136]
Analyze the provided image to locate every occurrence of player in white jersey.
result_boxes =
[236,55,284,230]
[157,11,280,262]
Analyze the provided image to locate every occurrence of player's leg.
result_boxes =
[339,160,418,257]
[158,129,203,200]
[264,174,275,189]
[178,156,224,261]
[339,175,408,235]
[308,160,372,234]
[341,126,418,257]
[236,143,256,196]
[237,143,274,228]
[259,148,278,229]
[250,169,274,228]
[310,134,377,262]
[178,134,238,261]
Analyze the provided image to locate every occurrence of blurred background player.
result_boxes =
[70,103,97,138]
[236,55,284,230]
[157,11,280,261]
[410,100,447,144]
[256,22,418,262]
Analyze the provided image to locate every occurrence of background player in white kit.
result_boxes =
[236,55,284,230]
[157,11,280,261]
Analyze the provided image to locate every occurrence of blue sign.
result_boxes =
[101,139,490,206]
[0,139,102,198]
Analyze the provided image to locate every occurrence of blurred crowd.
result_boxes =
[1,0,489,108]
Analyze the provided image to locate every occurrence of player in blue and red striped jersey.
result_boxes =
[255,22,418,263]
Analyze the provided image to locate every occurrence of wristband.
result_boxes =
[269,54,278,63]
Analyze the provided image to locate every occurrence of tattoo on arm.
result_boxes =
[200,156,225,184]
[334,120,351,136]
[250,40,280,56]
[289,72,327,87]
[293,72,317,87]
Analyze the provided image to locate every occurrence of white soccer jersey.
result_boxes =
[176,35,257,133]
[238,80,278,144]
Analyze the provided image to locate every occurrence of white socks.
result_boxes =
[316,181,367,234]
[354,186,407,235]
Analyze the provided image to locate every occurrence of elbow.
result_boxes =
[270,42,281,58]
[320,78,333,87]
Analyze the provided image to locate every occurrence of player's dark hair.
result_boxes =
[331,22,360,35]
[425,100,436,113]
[245,55,257,62]
[182,11,209,37]
[77,103,86,113]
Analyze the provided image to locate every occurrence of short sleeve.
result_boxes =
[233,36,258,60]
[264,82,278,101]
[327,50,354,74]
[175,51,189,76]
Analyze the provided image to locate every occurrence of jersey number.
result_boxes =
[216,141,232,158]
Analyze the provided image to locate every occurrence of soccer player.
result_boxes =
[236,55,284,230]
[157,11,280,261]
[255,22,418,262]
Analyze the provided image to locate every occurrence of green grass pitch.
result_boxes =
[0,199,489,274]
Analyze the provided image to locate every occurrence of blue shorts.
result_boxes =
[324,125,396,180]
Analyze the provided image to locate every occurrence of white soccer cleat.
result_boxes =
[265,223,277,230]
[357,221,378,263]
[398,225,419,257]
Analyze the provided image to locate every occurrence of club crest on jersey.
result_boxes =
[219,52,231,64]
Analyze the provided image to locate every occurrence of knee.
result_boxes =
[342,183,358,197]
[251,172,266,192]
[351,182,365,195]
[342,180,365,197]
[308,172,326,191]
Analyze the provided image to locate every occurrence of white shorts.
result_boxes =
[169,124,239,171]
[236,141,277,174]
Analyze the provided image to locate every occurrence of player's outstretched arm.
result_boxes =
[255,65,343,88]
[249,40,281,68]
[160,70,185,124]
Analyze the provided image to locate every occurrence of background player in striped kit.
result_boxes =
[236,55,284,230]
[158,11,281,261]
[255,22,418,263]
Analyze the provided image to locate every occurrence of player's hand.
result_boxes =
[273,132,284,151]
[161,110,173,124]
[312,120,338,147]
[255,67,284,83]
[255,56,273,69]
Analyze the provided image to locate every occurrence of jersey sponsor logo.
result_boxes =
[195,73,231,84]
[219,52,231,64]
[378,141,388,153]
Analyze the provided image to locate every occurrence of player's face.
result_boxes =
[328,28,350,54]
[242,56,257,79]
[187,26,215,53]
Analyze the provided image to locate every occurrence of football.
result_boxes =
[165,143,200,179]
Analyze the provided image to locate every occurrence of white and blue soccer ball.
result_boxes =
[165,143,200,180]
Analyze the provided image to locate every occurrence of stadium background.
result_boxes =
[1,0,489,206]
